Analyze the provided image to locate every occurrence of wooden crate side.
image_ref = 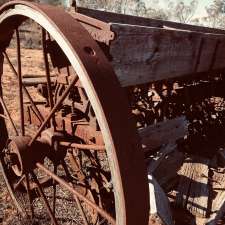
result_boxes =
[77,7,225,35]
[109,24,225,87]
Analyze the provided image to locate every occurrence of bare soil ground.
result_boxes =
[0,48,46,225]
[0,48,90,225]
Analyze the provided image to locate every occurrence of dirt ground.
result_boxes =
[0,48,90,225]
[0,48,46,225]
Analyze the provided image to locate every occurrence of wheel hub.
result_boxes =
[6,136,49,176]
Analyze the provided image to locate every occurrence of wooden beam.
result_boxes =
[77,7,225,86]
[77,7,225,35]
[139,116,188,153]
[152,150,184,190]
[147,143,177,174]
[110,23,225,86]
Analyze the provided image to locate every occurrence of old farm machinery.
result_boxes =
[2,1,225,225]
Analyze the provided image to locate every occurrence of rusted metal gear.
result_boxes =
[0,1,149,225]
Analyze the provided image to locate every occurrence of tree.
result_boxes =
[167,0,198,23]
[0,0,9,5]
[204,0,225,28]
[76,0,147,14]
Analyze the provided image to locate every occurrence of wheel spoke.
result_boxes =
[13,174,25,190]
[61,159,73,181]
[0,97,18,135]
[42,29,54,110]
[61,160,89,225]
[16,29,25,136]
[31,171,59,225]
[3,51,45,123]
[68,151,85,181]
[42,29,56,130]
[74,190,89,225]
[36,162,116,225]
[52,164,57,215]
[29,75,79,146]
[0,113,9,120]
[25,173,34,219]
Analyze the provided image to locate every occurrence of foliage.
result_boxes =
[2,0,225,29]
[76,0,225,29]
[0,0,9,5]
[167,0,198,23]
[203,0,225,28]
[76,0,200,22]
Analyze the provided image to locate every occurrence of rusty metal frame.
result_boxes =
[69,10,115,45]
[0,1,149,225]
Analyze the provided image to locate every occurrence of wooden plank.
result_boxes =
[176,157,194,208]
[77,7,225,35]
[148,143,177,174]
[139,116,188,153]
[218,148,225,166]
[110,23,225,86]
[206,169,225,225]
[148,174,174,225]
[153,150,184,190]
[175,156,210,218]
[186,158,209,218]
[212,37,225,70]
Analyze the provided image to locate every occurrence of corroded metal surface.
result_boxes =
[0,1,149,225]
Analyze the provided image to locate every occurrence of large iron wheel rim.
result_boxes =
[0,1,149,225]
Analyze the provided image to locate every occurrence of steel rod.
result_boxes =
[36,162,116,225]
[52,164,57,215]
[0,97,18,136]
[16,29,25,136]
[3,52,44,123]
[73,188,89,225]
[42,28,56,130]
[29,75,78,146]
[61,159,72,180]
[60,142,105,151]
[42,29,54,110]
[0,113,9,120]
[68,152,83,176]
[13,174,25,190]
[31,171,59,225]
[25,173,34,218]
[62,159,89,225]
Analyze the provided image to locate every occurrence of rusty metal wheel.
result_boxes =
[0,1,149,225]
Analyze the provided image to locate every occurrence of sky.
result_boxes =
[145,0,213,18]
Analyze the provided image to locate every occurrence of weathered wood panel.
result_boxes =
[212,37,225,70]
[147,143,177,174]
[110,24,225,86]
[77,7,225,35]
[175,156,210,218]
[195,37,217,72]
[206,169,225,225]
[139,116,188,153]
[152,150,184,190]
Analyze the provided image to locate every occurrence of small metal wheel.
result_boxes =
[0,1,149,225]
